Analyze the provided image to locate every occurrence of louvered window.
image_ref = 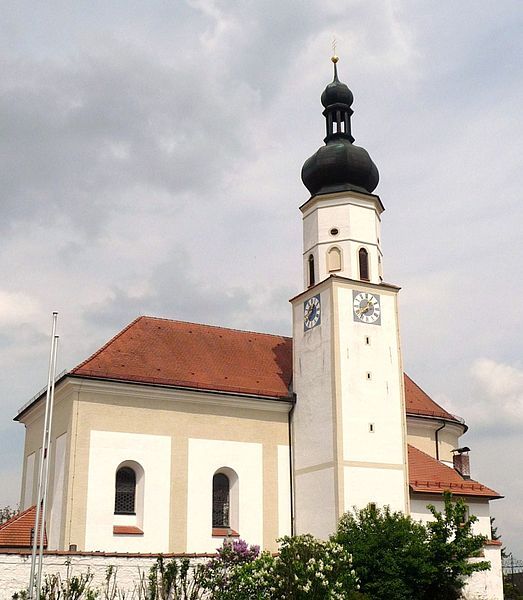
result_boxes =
[212,473,230,527]
[114,467,136,514]
[359,248,370,281]
[308,254,315,287]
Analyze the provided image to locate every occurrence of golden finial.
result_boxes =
[331,36,339,63]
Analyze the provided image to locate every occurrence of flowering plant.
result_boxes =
[203,534,360,599]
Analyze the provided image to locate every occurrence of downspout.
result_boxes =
[288,393,297,536]
[434,421,446,461]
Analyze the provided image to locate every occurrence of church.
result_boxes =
[3,57,503,598]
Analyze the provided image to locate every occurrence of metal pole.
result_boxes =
[28,313,58,600]
[36,334,59,594]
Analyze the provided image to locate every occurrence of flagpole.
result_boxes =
[28,313,58,600]
[36,333,59,594]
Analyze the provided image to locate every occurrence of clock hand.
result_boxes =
[357,301,373,316]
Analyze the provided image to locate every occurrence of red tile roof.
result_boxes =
[404,374,458,422]
[72,316,293,399]
[408,445,501,498]
[113,526,143,535]
[0,506,46,548]
[23,317,462,425]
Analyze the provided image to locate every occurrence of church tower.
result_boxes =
[291,57,410,538]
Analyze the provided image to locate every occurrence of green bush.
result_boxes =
[333,492,490,600]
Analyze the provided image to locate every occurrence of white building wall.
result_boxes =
[22,452,35,510]
[85,430,171,553]
[294,467,337,538]
[463,545,504,600]
[0,552,210,600]
[337,284,408,512]
[292,285,334,472]
[344,466,406,512]
[48,433,67,549]
[302,192,383,286]
[186,438,263,553]
[277,445,291,538]
[410,496,503,600]
[410,496,492,537]
[292,282,339,537]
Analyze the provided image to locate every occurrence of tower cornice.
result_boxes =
[299,189,385,217]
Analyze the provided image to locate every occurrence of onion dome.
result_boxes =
[302,57,379,196]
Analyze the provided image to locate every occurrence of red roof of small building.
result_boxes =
[408,445,500,498]
[0,506,46,548]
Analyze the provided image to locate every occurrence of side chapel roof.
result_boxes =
[408,445,501,498]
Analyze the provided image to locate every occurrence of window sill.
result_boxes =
[113,526,143,535]
[212,528,239,538]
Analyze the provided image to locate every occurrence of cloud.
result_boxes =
[466,359,523,429]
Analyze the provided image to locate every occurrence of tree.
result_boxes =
[333,494,490,600]
[423,491,489,599]
[333,504,433,600]
[490,516,507,558]
[0,506,18,525]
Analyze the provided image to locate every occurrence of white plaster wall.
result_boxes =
[338,287,405,465]
[48,433,67,549]
[344,466,406,513]
[294,467,336,539]
[85,431,171,553]
[411,496,503,599]
[0,553,209,600]
[292,285,334,471]
[186,438,263,552]
[0,547,502,600]
[410,496,492,537]
[463,545,504,600]
[23,452,35,510]
[337,285,408,512]
[302,194,383,286]
[277,445,291,537]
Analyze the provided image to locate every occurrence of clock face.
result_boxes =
[353,291,381,325]
[304,294,321,331]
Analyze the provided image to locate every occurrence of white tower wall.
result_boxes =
[302,191,384,288]
[292,190,409,538]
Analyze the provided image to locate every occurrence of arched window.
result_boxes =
[212,473,230,527]
[114,466,136,514]
[327,246,342,272]
[308,254,315,287]
[359,248,370,281]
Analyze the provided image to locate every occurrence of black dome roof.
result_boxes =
[321,74,353,108]
[302,58,379,196]
[302,139,379,196]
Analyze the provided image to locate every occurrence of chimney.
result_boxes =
[452,447,471,479]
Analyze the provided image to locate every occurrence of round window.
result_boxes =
[330,227,339,236]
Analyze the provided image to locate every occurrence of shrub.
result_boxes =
[334,493,490,600]
[203,535,360,599]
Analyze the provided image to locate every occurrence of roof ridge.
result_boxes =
[0,505,35,532]
[137,315,292,341]
[71,316,144,373]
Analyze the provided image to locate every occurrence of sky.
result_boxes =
[1,0,522,556]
